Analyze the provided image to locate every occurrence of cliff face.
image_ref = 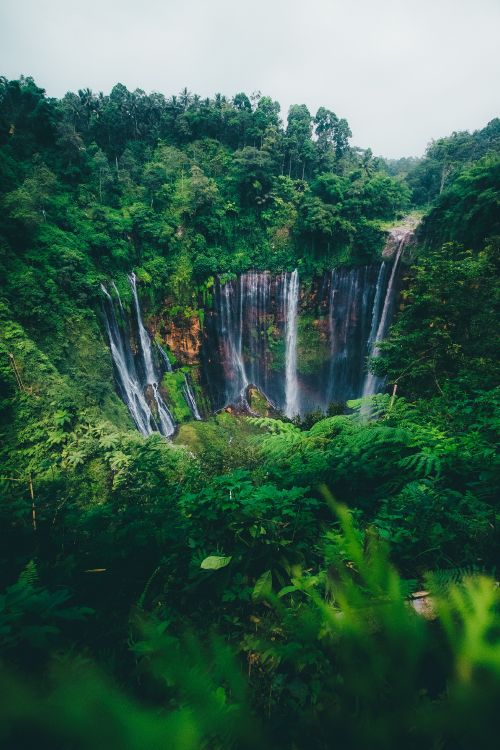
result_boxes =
[152,263,404,416]
[104,225,414,425]
[153,309,203,366]
[382,218,419,258]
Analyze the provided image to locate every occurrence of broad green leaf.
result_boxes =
[200,555,232,571]
[252,570,272,600]
[277,585,297,598]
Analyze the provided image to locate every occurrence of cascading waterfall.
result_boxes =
[366,262,389,349]
[362,237,406,398]
[101,279,175,437]
[103,226,408,427]
[327,267,361,403]
[111,281,125,313]
[128,273,175,436]
[244,270,271,390]
[207,271,301,412]
[152,383,176,436]
[324,265,385,405]
[182,374,202,420]
[202,246,406,415]
[157,343,173,372]
[129,273,156,384]
[283,269,300,418]
[217,278,249,406]
[100,284,156,436]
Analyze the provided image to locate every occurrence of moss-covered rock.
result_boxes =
[247,386,279,417]
[296,314,329,376]
[267,324,286,371]
[161,370,192,423]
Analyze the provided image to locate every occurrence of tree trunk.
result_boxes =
[29,475,37,531]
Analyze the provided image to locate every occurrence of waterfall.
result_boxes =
[103,231,408,425]
[326,266,382,405]
[129,273,156,384]
[238,275,246,387]
[157,343,173,372]
[327,267,362,403]
[362,239,405,397]
[101,279,175,438]
[128,273,175,436]
[218,277,249,406]
[201,251,406,415]
[183,374,202,420]
[245,270,270,389]
[366,262,389,348]
[284,269,300,418]
[152,383,176,437]
[111,281,125,314]
[100,284,156,436]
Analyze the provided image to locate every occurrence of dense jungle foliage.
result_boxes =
[0,76,499,749]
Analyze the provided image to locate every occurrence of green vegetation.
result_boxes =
[162,369,193,423]
[297,314,329,375]
[0,76,499,748]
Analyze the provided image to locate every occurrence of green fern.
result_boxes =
[399,450,443,478]
[425,565,487,595]
[18,560,38,587]
[247,416,300,435]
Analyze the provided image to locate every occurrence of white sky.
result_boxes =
[1,0,499,158]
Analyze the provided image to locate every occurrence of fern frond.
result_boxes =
[18,560,38,587]
[400,451,443,478]
[425,565,487,594]
[247,416,300,435]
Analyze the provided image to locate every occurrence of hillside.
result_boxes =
[0,76,499,750]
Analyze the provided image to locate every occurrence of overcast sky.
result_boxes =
[1,0,499,158]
